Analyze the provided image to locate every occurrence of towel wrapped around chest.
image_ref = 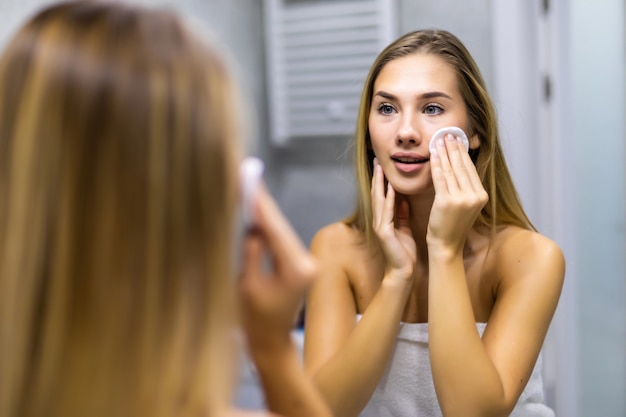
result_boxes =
[357,318,554,417]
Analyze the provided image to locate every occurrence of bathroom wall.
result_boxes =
[0,0,267,162]
[265,0,494,248]
[570,0,626,415]
[3,0,624,415]
[0,0,494,286]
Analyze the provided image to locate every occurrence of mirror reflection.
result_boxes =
[0,1,623,417]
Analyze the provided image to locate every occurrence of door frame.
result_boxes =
[491,1,579,416]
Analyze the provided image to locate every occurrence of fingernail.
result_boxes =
[374,157,378,167]
[437,138,444,148]
[446,133,455,142]
[431,148,438,158]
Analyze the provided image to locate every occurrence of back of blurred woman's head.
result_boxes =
[0,2,241,416]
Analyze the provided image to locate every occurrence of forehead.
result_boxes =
[373,53,459,96]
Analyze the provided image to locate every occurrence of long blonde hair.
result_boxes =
[346,29,535,246]
[0,2,240,416]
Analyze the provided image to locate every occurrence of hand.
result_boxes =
[239,185,318,353]
[371,158,417,284]
[428,134,488,254]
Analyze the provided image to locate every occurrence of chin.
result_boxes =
[387,179,433,197]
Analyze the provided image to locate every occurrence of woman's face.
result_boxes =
[368,52,473,196]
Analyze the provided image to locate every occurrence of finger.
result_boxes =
[430,139,450,194]
[430,145,445,193]
[444,134,474,192]
[459,143,484,192]
[381,182,396,226]
[239,230,266,291]
[438,134,463,194]
[254,185,316,281]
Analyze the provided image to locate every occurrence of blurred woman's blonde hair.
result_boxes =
[346,29,535,247]
[0,2,241,416]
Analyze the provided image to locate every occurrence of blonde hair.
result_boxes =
[0,2,240,417]
[345,29,535,246]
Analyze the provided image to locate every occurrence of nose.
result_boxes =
[396,114,421,146]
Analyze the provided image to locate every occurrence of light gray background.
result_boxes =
[0,1,623,416]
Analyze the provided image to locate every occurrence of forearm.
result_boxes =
[251,340,332,417]
[311,278,410,417]
[428,250,507,417]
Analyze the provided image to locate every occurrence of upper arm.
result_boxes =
[227,411,281,417]
[303,223,358,376]
[482,231,565,407]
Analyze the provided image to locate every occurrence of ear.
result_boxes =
[468,133,481,150]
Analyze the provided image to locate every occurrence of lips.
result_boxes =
[391,153,429,164]
[391,156,429,164]
[390,152,429,173]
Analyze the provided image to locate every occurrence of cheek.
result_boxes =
[368,117,390,153]
[368,130,384,159]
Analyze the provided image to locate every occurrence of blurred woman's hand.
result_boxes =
[238,186,331,417]
[238,185,318,353]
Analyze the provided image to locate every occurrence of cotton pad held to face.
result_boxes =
[240,156,264,228]
[429,126,469,154]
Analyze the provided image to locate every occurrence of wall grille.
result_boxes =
[264,0,396,144]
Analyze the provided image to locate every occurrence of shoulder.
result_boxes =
[494,226,564,268]
[310,222,380,289]
[310,222,367,257]
[491,226,565,289]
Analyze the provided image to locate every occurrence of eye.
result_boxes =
[377,103,396,115]
[424,104,443,115]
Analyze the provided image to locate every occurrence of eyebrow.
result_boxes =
[373,90,453,101]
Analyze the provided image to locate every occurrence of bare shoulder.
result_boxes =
[494,226,564,267]
[310,222,382,311]
[491,226,565,288]
[310,222,368,261]
[305,222,366,372]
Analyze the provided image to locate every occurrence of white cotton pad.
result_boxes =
[240,156,264,228]
[429,126,469,154]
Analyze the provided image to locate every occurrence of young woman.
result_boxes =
[304,30,565,417]
[0,2,330,417]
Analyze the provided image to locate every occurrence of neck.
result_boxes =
[402,191,434,264]
[401,191,490,266]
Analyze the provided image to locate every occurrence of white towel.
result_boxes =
[357,317,554,417]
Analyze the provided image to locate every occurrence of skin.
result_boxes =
[0,3,330,416]
[303,53,565,417]
[235,185,332,417]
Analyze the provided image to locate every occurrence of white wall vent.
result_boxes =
[263,0,397,145]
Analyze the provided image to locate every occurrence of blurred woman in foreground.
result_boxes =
[0,2,330,417]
